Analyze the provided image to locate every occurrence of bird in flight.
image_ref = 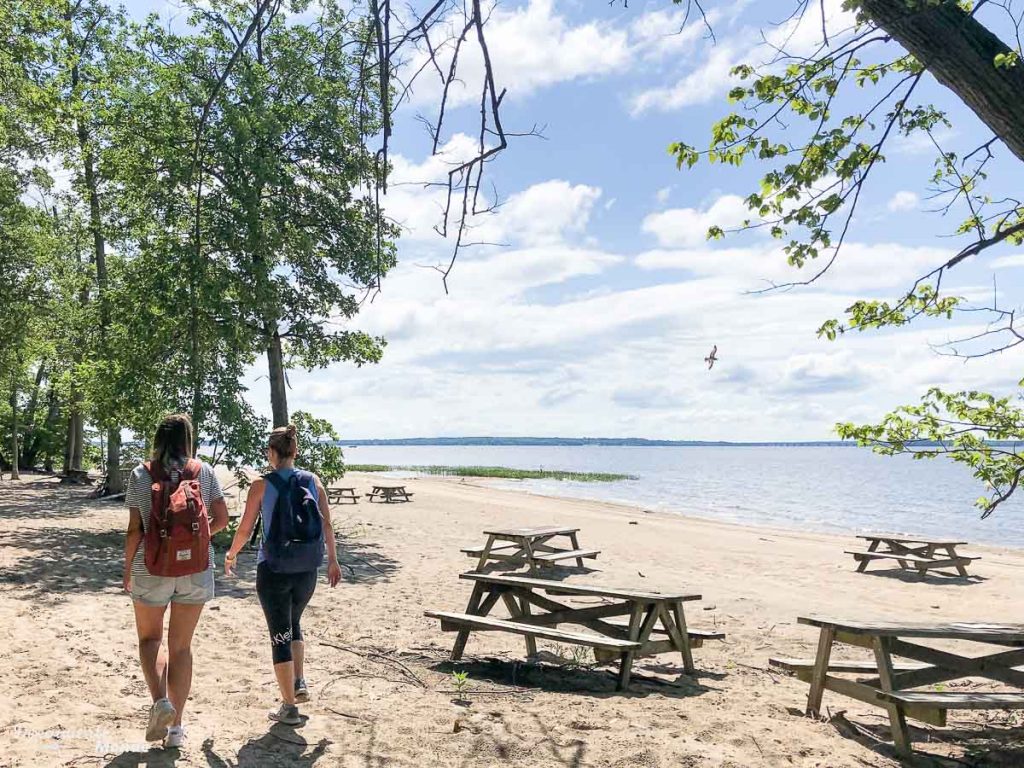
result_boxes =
[704,345,718,370]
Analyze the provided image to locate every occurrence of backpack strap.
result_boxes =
[181,459,202,481]
[145,460,165,483]
[263,472,288,494]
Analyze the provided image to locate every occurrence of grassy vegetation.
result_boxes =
[345,464,637,482]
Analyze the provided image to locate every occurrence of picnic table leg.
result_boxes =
[618,605,660,691]
[945,545,970,577]
[669,601,695,674]
[475,534,497,572]
[568,531,586,568]
[521,538,538,576]
[858,539,880,572]
[519,597,538,658]
[617,604,644,691]
[452,583,486,661]
[499,592,537,658]
[873,636,912,757]
[806,626,836,717]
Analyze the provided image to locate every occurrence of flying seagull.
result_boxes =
[704,345,718,370]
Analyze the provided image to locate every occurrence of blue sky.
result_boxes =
[121,0,1024,440]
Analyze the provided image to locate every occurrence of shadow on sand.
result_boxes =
[0,481,400,601]
[856,567,987,586]
[828,708,1024,767]
[431,654,723,700]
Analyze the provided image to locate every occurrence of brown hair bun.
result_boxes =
[268,424,299,458]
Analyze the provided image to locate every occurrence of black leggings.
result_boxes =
[256,562,317,665]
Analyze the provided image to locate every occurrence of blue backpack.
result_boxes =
[263,470,324,573]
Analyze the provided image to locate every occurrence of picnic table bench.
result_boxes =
[327,487,360,505]
[846,534,979,577]
[770,616,1024,757]
[368,484,413,503]
[463,525,599,574]
[425,572,724,690]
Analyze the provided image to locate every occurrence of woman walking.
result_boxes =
[225,424,342,725]
[123,413,229,748]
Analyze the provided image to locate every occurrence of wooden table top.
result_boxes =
[483,525,579,538]
[800,616,1024,644]
[856,534,967,546]
[371,484,408,490]
[462,572,700,603]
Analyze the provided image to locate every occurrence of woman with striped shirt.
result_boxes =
[123,414,229,749]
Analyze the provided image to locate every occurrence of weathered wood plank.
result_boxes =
[461,572,700,602]
[857,535,967,546]
[532,548,600,563]
[483,526,579,538]
[770,657,927,674]
[877,691,1024,709]
[424,611,641,651]
[799,617,1024,645]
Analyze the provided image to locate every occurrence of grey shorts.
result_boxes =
[131,569,215,606]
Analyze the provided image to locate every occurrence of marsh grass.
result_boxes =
[345,464,636,482]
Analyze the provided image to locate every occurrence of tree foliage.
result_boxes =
[0,0,394,483]
[667,0,1024,514]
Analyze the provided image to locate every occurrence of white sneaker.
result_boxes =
[164,725,185,749]
[145,698,176,742]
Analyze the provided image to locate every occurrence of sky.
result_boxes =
[121,0,1024,441]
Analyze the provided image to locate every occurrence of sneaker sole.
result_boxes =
[269,713,303,726]
[146,704,176,742]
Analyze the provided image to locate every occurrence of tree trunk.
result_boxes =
[859,0,1024,162]
[106,427,122,493]
[71,409,84,472]
[70,7,122,486]
[10,372,20,481]
[41,390,57,472]
[267,326,289,428]
[63,411,74,474]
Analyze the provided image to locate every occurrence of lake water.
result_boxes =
[344,445,1024,548]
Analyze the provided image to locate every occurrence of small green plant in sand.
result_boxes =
[547,643,593,668]
[346,464,636,482]
[451,671,470,701]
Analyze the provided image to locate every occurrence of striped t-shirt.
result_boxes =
[126,460,223,577]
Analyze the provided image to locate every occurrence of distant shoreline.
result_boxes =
[339,437,857,447]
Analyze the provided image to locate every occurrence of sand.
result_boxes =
[1,471,1023,767]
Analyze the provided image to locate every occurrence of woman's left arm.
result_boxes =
[314,476,342,587]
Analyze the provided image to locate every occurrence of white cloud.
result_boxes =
[406,0,631,109]
[628,6,720,60]
[629,0,856,115]
[991,253,1024,270]
[629,42,742,114]
[887,191,919,212]
[655,186,673,204]
[635,241,949,292]
[641,194,751,247]
[478,180,603,246]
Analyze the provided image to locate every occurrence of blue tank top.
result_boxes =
[258,467,320,564]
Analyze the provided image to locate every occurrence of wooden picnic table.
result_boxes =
[368,484,413,503]
[463,525,599,574]
[327,487,360,505]
[770,616,1024,757]
[846,534,979,577]
[425,572,724,690]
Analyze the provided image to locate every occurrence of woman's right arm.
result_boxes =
[124,508,143,592]
[225,480,263,575]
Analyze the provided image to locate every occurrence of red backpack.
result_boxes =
[144,459,210,577]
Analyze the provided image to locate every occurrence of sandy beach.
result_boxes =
[2,472,1023,767]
